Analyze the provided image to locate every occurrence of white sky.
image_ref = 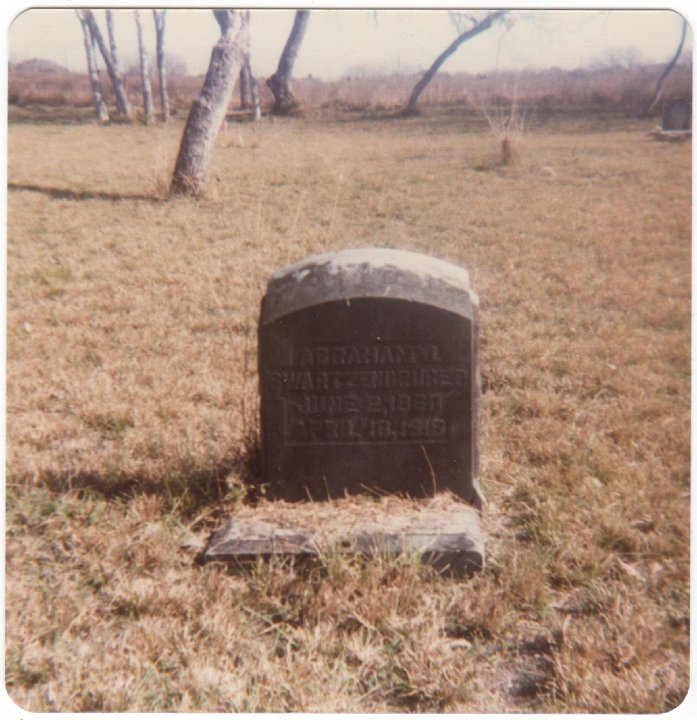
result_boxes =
[5,4,694,80]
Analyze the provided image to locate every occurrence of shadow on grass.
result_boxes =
[8,182,164,204]
[12,435,264,519]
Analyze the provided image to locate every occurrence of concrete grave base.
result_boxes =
[202,492,484,576]
[650,128,692,142]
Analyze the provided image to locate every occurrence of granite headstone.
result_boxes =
[258,248,482,508]
[662,97,692,131]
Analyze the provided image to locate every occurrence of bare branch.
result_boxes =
[405,10,508,116]
[643,18,689,116]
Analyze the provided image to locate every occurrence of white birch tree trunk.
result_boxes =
[248,60,262,122]
[153,9,170,124]
[106,11,122,79]
[135,10,155,125]
[170,10,249,197]
[83,10,133,120]
[77,10,109,124]
[241,42,261,121]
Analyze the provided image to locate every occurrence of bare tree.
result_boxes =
[76,10,109,124]
[170,10,249,197]
[239,63,251,109]
[241,58,262,121]
[404,10,508,116]
[105,11,123,84]
[239,31,261,121]
[267,10,310,115]
[134,10,155,125]
[247,58,262,122]
[83,10,133,120]
[642,17,689,116]
[153,9,170,123]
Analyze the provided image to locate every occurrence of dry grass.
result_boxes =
[6,108,690,712]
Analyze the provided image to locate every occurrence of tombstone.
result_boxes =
[662,97,692,131]
[257,248,482,509]
[203,248,484,574]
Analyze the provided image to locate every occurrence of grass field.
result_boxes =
[5,107,691,712]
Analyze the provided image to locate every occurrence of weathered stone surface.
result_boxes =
[258,248,482,507]
[202,494,484,575]
[662,97,692,131]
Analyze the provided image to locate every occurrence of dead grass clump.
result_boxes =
[478,86,527,166]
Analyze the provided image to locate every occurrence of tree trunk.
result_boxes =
[135,10,155,125]
[239,63,250,109]
[642,18,688,116]
[106,10,121,76]
[76,11,109,124]
[170,10,248,197]
[105,9,132,119]
[267,10,310,115]
[404,10,507,116]
[83,10,133,120]
[248,60,262,122]
[239,9,261,121]
[152,10,170,123]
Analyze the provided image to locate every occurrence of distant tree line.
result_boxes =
[72,9,690,198]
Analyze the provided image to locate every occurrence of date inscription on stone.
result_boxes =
[270,343,466,445]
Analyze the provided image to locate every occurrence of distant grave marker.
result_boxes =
[257,248,482,508]
[662,97,692,131]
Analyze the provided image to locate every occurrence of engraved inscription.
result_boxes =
[270,343,467,446]
[295,343,442,367]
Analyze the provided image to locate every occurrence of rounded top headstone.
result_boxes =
[258,246,482,507]
[262,247,478,323]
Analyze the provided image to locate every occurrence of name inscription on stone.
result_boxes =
[268,343,466,445]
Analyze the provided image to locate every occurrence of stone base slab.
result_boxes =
[650,128,692,141]
[201,493,484,576]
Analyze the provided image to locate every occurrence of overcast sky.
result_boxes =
[5,4,693,80]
